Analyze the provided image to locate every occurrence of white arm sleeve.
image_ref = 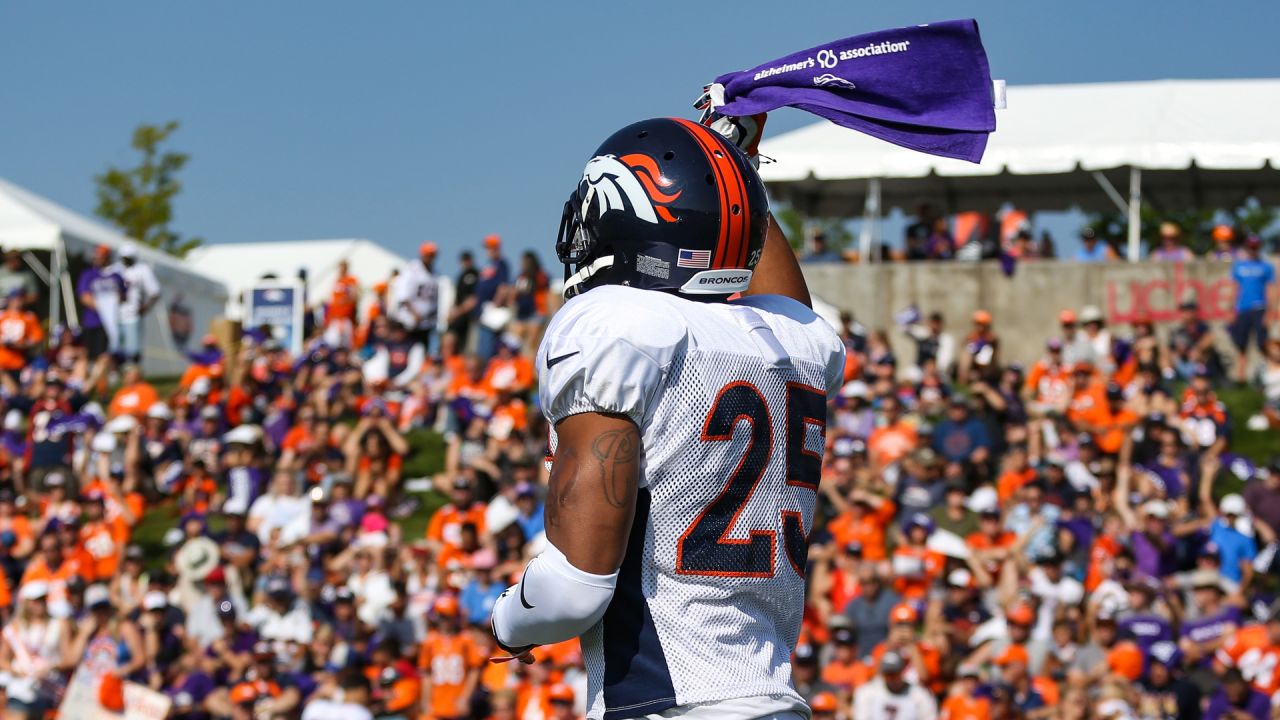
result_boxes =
[491,542,617,650]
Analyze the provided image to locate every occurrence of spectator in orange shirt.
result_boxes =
[418,595,481,720]
[77,491,121,582]
[940,667,992,720]
[867,395,918,469]
[107,364,158,419]
[827,489,895,562]
[0,289,42,376]
[871,604,943,693]
[426,477,488,553]
[821,625,873,692]
[1066,362,1107,428]
[1083,384,1140,455]
[892,514,945,600]
[482,338,535,398]
[325,259,360,348]
[966,509,1018,578]
[996,446,1036,504]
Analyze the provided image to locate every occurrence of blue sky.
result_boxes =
[3,1,1279,272]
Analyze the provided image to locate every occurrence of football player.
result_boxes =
[490,109,845,720]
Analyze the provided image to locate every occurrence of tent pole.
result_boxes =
[859,178,881,263]
[58,241,79,329]
[49,241,62,326]
[1127,167,1142,262]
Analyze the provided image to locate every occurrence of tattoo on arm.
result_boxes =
[546,446,579,531]
[591,427,641,509]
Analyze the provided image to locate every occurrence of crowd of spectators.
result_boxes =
[799,206,1271,268]
[0,227,1273,720]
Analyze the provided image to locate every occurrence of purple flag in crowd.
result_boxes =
[710,19,997,162]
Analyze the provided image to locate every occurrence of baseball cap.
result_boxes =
[146,402,173,420]
[119,242,138,259]
[811,691,839,713]
[1080,227,1098,240]
[948,568,974,588]
[1058,309,1077,324]
[1143,499,1170,519]
[793,644,817,664]
[483,234,502,248]
[85,584,112,610]
[143,591,167,610]
[94,244,112,258]
[1046,337,1064,351]
[334,586,356,604]
[433,594,460,618]
[1006,603,1035,626]
[19,581,48,601]
[880,650,907,674]
[832,627,857,646]
[890,603,919,625]
[230,683,259,705]
[548,683,575,704]
[252,641,275,659]
[265,577,292,598]
[994,644,1029,666]
[216,599,236,620]
[972,310,992,325]
[1079,305,1104,325]
[1107,642,1144,681]
[1221,493,1247,516]
[419,241,438,255]
[1212,224,1235,242]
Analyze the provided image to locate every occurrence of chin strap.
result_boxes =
[561,255,615,299]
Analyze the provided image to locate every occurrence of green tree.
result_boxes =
[94,121,203,257]
[772,204,855,252]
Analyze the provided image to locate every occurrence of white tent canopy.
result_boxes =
[759,79,1280,260]
[188,238,452,323]
[0,177,229,375]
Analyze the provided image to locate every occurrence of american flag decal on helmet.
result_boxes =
[676,249,712,269]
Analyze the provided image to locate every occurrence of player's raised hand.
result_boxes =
[694,84,767,165]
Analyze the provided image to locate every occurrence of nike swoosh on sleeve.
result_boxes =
[546,351,579,369]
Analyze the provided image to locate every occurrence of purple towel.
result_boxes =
[710,19,997,163]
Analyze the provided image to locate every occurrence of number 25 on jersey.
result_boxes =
[676,381,826,579]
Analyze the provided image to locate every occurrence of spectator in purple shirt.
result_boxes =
[75,244,126,360]
[1205,668,1270,720]
[1150,222,1195,262]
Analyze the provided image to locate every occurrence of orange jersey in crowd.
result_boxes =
[1217,624,1280,696]
[996,467,1037,504]
[0,309,42,371]
[418,631,482,720]
[328,274,360,323]
[941,694,992,720]
[891,545,945,600]
[426,502,488,549]
[871,642,943,692]
[867,422,918,467]
[1085,533,1122,592]
[1092,405,1139,454]
[828,499,896,561]
[109,381,159,419]
[482,355,535,395]
[821,656,873,691]
[1067,382,1108,427]
[78,520,121,582]
[1025,360,1070,407]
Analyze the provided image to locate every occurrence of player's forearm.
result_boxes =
[491,542,618,651]
[744,215,811,308]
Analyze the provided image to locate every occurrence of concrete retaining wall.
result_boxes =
[801,259,1266,365]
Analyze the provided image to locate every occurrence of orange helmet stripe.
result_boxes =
[673,118,750,269]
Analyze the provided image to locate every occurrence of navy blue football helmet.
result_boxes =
[556,118,769,300]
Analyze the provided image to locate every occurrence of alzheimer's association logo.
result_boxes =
[580,154,682,224]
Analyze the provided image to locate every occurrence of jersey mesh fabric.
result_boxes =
[539,287,844,720]
[643,349,828,704]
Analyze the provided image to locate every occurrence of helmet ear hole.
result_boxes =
[731,205,741,216]
[663,151,675,161]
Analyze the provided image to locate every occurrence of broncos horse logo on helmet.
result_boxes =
[557,117,769,300]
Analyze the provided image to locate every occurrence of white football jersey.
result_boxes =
[538,285,846,720]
